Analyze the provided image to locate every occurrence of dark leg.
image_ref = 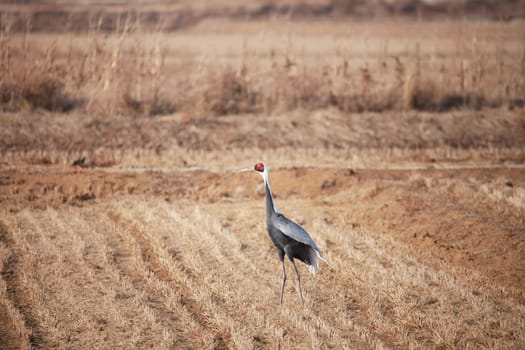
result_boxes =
[280,259,287,304]
[291,259,304,305]
[278,248,286,304]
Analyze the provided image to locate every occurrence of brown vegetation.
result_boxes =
[1,13,524,116]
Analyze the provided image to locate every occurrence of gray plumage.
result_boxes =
[245,162,327,305]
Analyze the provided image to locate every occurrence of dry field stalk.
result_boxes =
[0,16,524,116]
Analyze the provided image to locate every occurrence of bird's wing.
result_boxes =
[274,214,321,252]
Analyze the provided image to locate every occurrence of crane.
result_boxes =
[241,162,328,305]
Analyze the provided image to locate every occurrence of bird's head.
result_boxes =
[254,162,265,173]
[240,162,269,182]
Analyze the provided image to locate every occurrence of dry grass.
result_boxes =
[1,16,524,116]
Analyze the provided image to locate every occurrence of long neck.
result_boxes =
[263,172,279,217]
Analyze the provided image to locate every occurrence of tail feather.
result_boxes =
[304,247,318,275]
[306,247,330,275]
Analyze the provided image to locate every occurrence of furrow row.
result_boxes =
[3,211,69,349]
[50,207,182,348]
[22,208,168,348]
[105,206,231,348]
[0,219,32,350]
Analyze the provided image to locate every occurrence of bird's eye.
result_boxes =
[254,163,264,172]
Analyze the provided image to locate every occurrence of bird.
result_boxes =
[241,162,328,305]
[72,157,86,167]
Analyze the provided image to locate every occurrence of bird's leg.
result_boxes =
[291,259,304,305]
[280,260,287,304]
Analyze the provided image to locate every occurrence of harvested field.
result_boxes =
[1,161,525,349]
[1,3,525,349]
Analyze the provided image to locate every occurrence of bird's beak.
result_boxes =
[239,168,252,173]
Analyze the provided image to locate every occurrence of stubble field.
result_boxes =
[1,12,525,350]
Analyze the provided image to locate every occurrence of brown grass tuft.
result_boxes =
[200,67,259,115]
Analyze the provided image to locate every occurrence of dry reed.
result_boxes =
[1,14,524,116]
